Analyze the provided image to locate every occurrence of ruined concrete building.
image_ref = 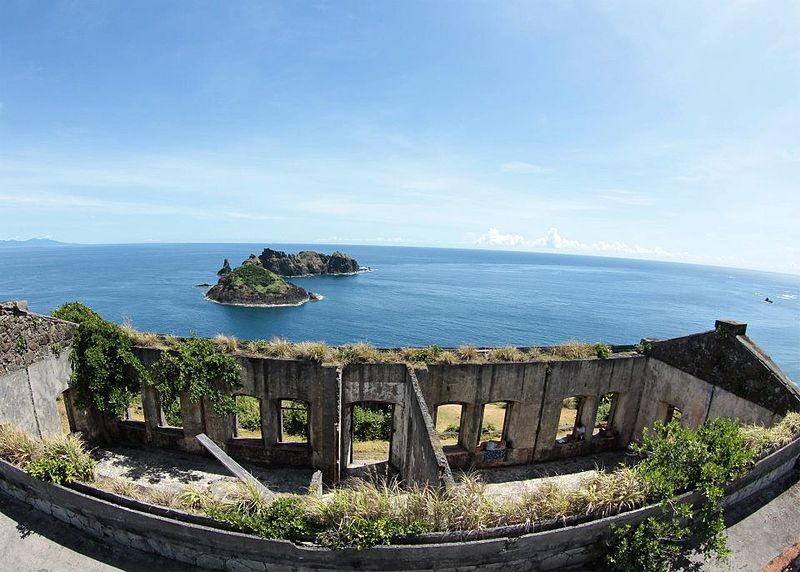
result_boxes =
[1,299,798,570]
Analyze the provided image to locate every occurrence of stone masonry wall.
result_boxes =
[0,300,75,376]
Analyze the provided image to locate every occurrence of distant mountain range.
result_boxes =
[0,238,68,248]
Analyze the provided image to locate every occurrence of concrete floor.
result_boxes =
[94,444,315,496]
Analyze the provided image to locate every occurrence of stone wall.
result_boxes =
[0,300,74,376]
[0,302,76,437]
[1,435,797,571]
[646,319,800,415]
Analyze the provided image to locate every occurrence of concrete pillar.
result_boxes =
[340,404,352,467]
[202,395,235,446]
[580,395,598,445]
[141,384,163,441]
[460,402,482,449]
[264,399,281,444]
[179,392,204,452]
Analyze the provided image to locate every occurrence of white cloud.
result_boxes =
[528,228,582,249]
[501,161,553,174]
[474,227,677,260]
[475,228,527,247]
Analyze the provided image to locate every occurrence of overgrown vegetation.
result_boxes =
[607,418,757,571]
[0,424,95,485]
[6,412,797,554]
[150,337,242,419]
[52,303,146,427]
[352,403,393,441]
[224,264,286,295]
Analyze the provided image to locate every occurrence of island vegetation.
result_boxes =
[205,262,311,307]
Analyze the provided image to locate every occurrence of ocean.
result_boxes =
[1,243,798,383]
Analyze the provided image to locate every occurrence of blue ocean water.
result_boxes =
[1,243,798,383]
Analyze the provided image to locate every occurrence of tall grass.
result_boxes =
[0,425,96,484]
[486,346,527,362]
[213,334,239,353]
[547,340,596,360]
[289,341,334,362]
[741,412,800,455]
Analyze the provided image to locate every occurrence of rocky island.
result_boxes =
[205,258,311,307]
[257,248,361,276]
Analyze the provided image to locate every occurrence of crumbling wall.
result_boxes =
[646,320,800,415]
[0,301,75,437]
[398,368,453,489]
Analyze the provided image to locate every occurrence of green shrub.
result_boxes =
[15,335,27,354]
[607,418,755,571]
[352,404,393,441]
[52,302,145,419]
[207,496,317,540]
[236,396,262,432]
[26,434,96,485]
[150,337,242,417]
[594,343,611,359]
[282,404,308,439]
[320,516,430,549]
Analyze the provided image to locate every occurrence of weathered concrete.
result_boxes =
[53,319,798,487]
[1,436,797,571]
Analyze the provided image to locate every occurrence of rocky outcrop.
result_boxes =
[258,248,360,276]
[217,259,232,276]
[205,264,309,307]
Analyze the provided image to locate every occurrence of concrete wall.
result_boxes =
[4,311,793,489]
[400,368,454,489]
[1,435,797,571]
[634,358,781,439]
[0,303,75,438]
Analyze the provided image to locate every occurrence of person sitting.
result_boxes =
[574,422,586,441]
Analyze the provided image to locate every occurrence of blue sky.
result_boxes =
[1,1,798,274]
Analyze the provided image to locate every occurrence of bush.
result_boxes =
[320,516,430,549]
[207,495,317,540]
[236,396,262,432]
[607,418,755,571]
[150,337,242,417]
[52,302,145,418]
[25,434,96,485]
[282,404,308,439]
[352,404,393,441]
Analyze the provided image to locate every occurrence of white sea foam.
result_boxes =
[204,296,310,308]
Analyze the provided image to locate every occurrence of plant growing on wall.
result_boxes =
[52,302,146,439]
[150,337,241,417]
[607,417,755,571]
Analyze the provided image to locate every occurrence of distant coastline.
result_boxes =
[0,238,68,248]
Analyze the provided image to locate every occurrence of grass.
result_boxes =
[741,412,800,455]
[546,340,596,360]
[352,440,391,461]
[486,346,527,362]
[121,321,616,366]
[213,334,239,353]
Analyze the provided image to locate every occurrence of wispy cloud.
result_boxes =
[474,227,677,259]
[501,161,553,174]
[0,193,282,221]
[598,189,655,206]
